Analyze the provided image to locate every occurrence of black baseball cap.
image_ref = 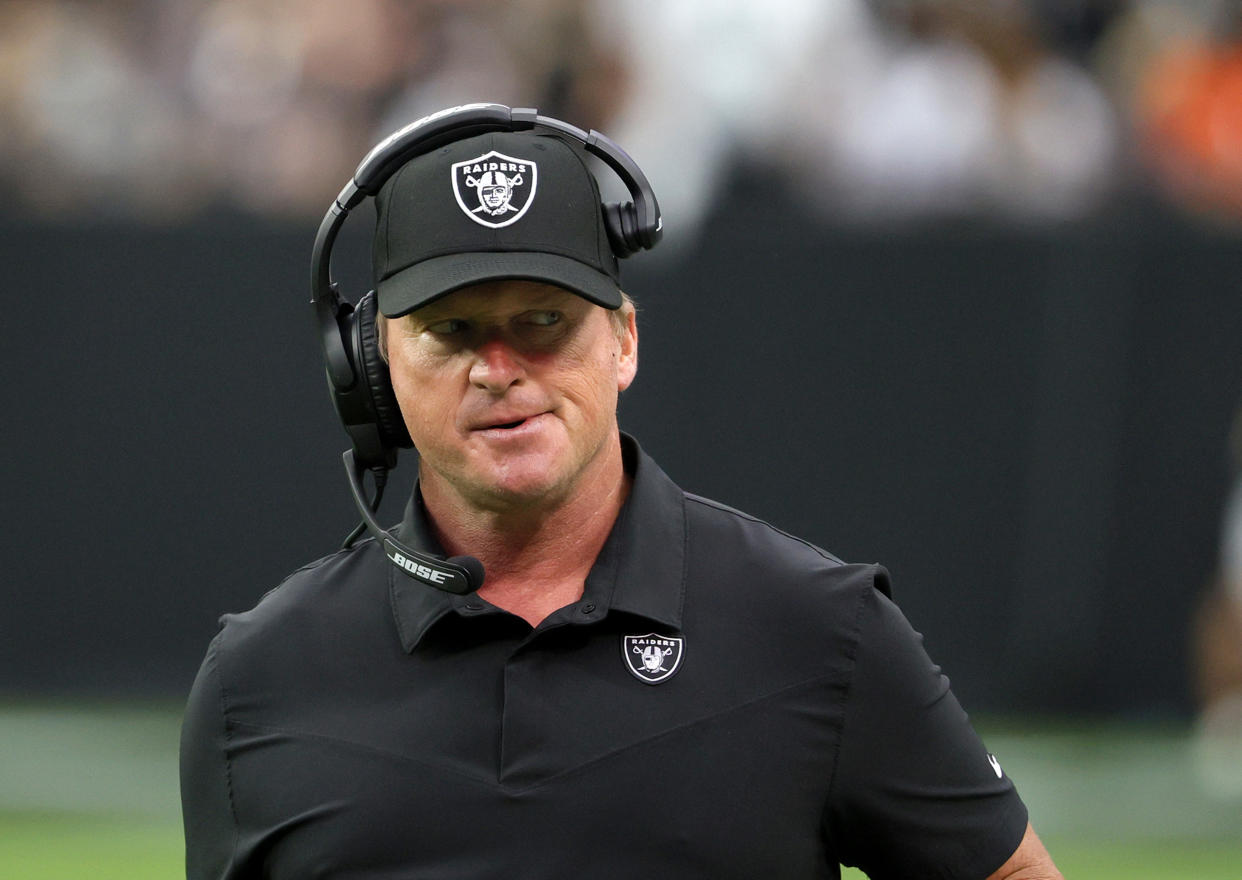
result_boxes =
[373,130,623,317]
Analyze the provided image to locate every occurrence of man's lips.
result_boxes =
[469,411,551,432]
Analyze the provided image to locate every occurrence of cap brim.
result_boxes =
[377,252,622,317]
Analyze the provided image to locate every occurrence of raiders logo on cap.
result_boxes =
[451,150,538,228]
[623,633,684,685]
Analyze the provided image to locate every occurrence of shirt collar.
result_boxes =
[389,433,686,651]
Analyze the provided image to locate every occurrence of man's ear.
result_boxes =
[616,304,638,392]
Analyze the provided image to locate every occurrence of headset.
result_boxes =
[310,103,663,594]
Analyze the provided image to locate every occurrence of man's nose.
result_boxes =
[469,336,525,393]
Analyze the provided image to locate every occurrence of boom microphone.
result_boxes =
[343,450,485,594]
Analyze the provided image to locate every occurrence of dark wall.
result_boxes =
[3,186,1240,716]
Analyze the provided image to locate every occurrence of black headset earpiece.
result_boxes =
[316,287,407,471]
[309,103,661,592]
[603,201,643,258]
[351,290,410,454]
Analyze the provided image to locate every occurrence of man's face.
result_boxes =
[481,184,508,209]
[385,280,637,513]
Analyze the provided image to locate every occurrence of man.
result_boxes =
[181,112,1062,878]
[1192,406,1242,799]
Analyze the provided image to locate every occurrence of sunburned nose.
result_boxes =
[469,338,524,392]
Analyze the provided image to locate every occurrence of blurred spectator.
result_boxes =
[379,0,623,154]
[1191,405,1242,800]
[1129,2,1242,218]
[770,0,1120,222]
[2,1,206,218]
[588,0,841,251]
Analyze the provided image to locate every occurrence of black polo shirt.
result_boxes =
[181,435,1027,879]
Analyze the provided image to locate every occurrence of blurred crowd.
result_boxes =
[3,0,1242,234]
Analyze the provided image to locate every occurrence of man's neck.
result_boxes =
[418,439,631,626]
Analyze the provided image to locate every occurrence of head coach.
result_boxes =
[180,104,1062,879]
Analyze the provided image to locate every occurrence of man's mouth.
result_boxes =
[475,412,546,432]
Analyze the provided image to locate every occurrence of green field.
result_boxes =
[2,705,1240,879]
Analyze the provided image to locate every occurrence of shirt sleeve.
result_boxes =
[824,573,1028,880]
[180,632,246,880]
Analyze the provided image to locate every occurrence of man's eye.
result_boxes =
[426,319,466,335]
[525,310,561,327]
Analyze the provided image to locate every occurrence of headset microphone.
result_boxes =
[343,450,485,594]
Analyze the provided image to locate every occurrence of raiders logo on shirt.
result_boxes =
[623,633,684,684]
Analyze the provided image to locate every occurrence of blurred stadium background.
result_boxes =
[3,0,1242,876]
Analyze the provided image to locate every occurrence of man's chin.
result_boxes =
[436,425,617,514]
[465,472,575,514]
[454,445,569,505]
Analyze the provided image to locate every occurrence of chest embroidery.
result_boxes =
[623,633,685,684]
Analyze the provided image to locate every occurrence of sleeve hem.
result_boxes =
[946,796,1031,880]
